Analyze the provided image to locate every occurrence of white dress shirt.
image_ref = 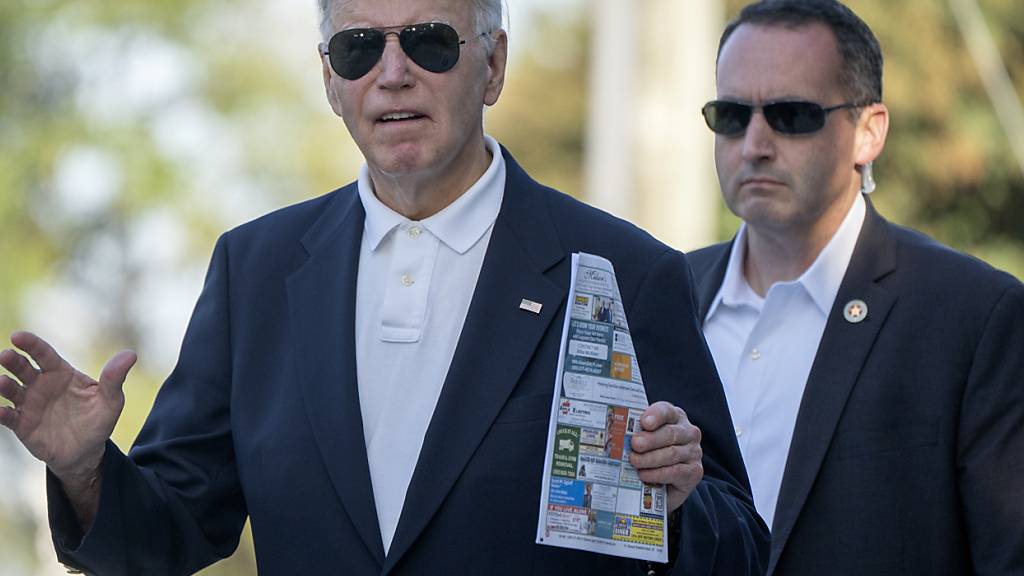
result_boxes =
[702,194,866,530]
[355,135,506,553]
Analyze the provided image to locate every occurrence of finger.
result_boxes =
[630,441,703,471]
[0,406,19,432]
[0,375,26,407]
[631,420,701,454]
[0,348,40,386]
[636,461,703,488]
[10,331,65,373]
[640,401,685,431]
[98,350,137,395]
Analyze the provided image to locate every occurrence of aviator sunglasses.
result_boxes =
[701,100,871,135]
[323,22,481,80]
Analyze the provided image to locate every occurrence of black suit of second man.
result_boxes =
[689,197,1024,576]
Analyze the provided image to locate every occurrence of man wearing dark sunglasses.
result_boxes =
[688,1,1024,575]
[5,0,768,574]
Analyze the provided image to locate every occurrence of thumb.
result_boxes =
[98,350,137,394]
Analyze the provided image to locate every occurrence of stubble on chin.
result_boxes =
[727,186,802,231]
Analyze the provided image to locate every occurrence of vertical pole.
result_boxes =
[584,0,638,221]
[585,0,724,251]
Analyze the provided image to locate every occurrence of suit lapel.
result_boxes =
[287,187,386,566]
[382,151,566,573]
[767,200,898,575]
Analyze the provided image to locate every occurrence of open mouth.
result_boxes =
[378,112,427,123]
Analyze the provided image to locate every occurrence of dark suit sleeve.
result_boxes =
[626,249,770,575]
[957,281,1024,574]
[48,235,247,576]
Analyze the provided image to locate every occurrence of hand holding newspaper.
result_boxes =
[535,253,668,563]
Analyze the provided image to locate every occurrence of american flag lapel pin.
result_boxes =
[519,299,543,315]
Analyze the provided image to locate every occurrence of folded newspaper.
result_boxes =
[535,252,668,563]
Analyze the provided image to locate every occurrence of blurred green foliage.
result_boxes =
[488,10,588,196]
[0,0,1021,573]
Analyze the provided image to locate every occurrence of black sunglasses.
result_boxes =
[323,22,478,81]
[701,100,869,135]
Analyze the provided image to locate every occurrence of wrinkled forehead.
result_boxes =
[327,0,470,32]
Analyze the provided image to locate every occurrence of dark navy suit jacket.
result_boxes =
[49,150,768,575]
[688,198,1024,576]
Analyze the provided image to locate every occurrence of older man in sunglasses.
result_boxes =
[689,1,1024,575]
[0,0,769,574]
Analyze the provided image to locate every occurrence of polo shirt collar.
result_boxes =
[358,135,506,254]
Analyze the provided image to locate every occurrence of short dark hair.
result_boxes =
[718,0,883,105]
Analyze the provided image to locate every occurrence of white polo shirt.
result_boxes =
[354,135,506,553]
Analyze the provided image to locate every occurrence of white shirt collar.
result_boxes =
[798,193,866,314]
[708,224,762,318]
[707,193,867,319]
[357,135,506,254]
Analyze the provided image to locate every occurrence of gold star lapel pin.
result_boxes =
[843,299,868,324]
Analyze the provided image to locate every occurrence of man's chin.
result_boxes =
[732,199,800,231]
[368,145,432,176]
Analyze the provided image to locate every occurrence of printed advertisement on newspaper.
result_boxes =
[535,252,668,563]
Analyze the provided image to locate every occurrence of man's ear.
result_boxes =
[483,30,508,107]
[853,102,889,166]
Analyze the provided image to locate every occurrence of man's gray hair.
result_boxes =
[317,0,504,54]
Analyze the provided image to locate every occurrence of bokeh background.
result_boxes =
[1,0,1021,573]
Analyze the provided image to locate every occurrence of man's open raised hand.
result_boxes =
[0,331,135,483]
